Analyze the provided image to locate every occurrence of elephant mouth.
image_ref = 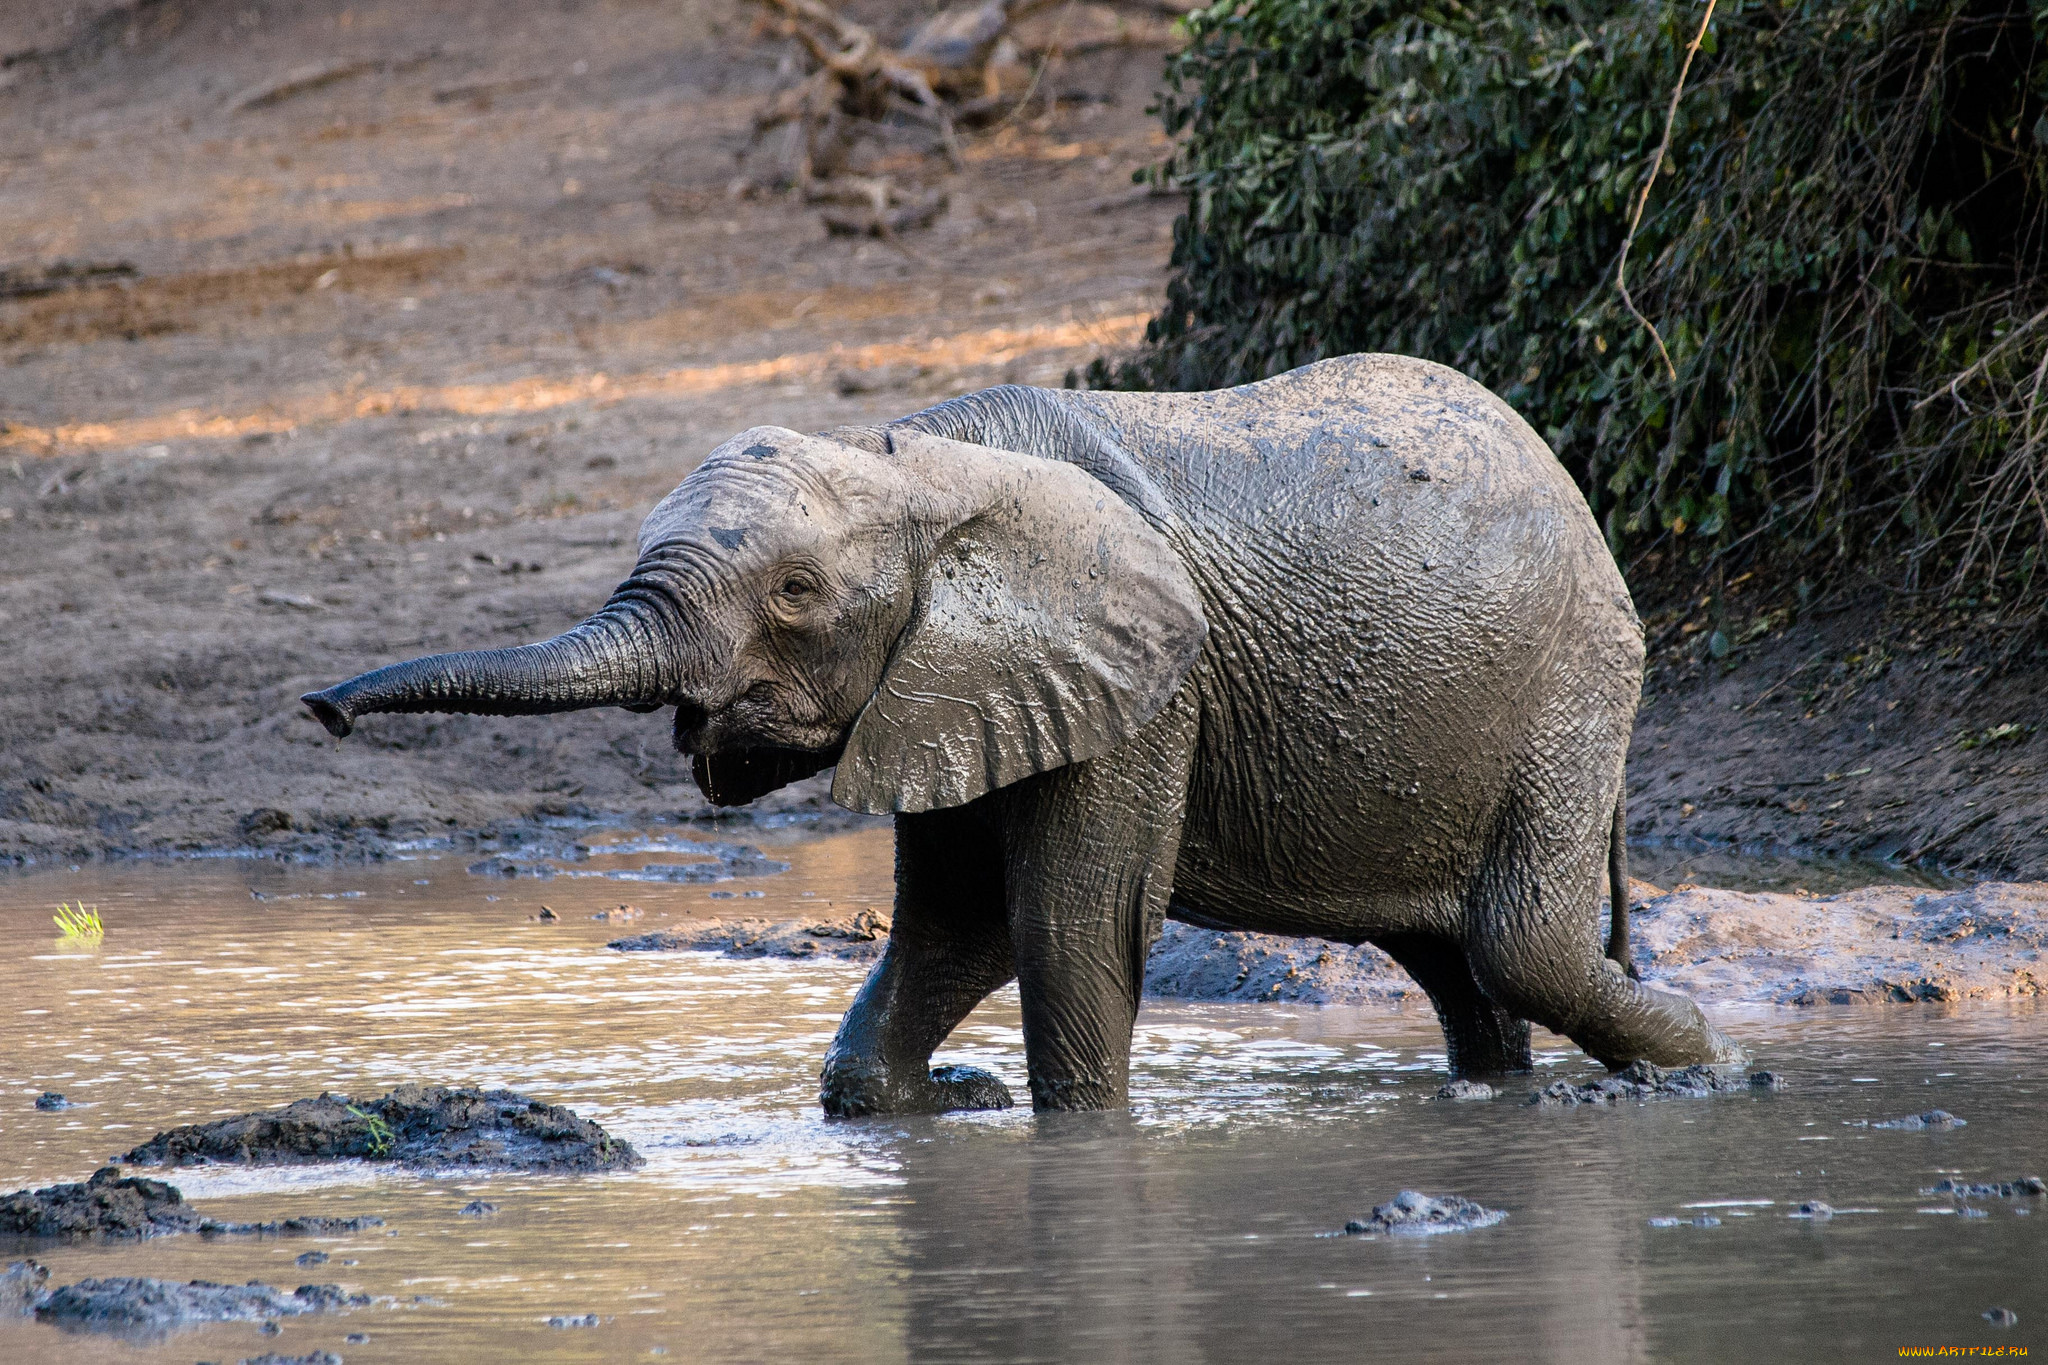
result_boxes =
[670,698,846,806]
[690,744,843,807]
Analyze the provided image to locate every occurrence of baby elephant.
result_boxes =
[305,354,1741,1113]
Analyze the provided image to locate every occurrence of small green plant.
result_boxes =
[52,902,103,941]
[345,1104,395,1158]
[1957,722,2035,750]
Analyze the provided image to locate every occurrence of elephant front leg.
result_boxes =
[819,805,1017,1117]
[996,703,1196,1112]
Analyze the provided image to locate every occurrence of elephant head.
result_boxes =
[301,425,1208,813]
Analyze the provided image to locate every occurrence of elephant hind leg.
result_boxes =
[1375,933,1531,1077]
[1464,785,1742,1071]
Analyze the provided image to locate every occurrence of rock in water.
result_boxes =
[611,909,890,962]
[34,1092,69,1111]
[1530,1062,1783,1107]
[1984,1308,2019,1328]
[1432,1080,1496,1102]
[1921,1177,2046,1199]
[1334,1191,1506,1236]
[34,1277,365,1340]
[240,1353,345,1365]
[1,1260,50,1316]
[119,1083,642,1173]
[0,1168,195,1239]
[1872,1109,1966,1130]
[0,1167,384,1241]
[1141,923,1416,1004]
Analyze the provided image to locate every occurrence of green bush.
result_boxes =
[1099,0,2048,597]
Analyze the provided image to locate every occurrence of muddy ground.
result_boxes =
[3,0,2045,879]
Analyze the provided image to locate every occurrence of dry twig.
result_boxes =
[1615,0,1719,384]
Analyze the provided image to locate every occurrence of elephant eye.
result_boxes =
[777,575,815,600]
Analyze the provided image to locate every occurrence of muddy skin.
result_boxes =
[30,1276,365,1341]
[306,357,1742,1114]
[1331,1191,1508,1236]
[0,1167,383,1241]
[119,1084,640,1172]
[1528,1061,1785,1107]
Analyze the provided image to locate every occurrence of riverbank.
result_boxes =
[3,0,2043,880]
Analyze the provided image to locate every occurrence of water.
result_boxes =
[1,828,2043,1363]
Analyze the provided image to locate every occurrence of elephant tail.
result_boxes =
[1607,784,1641,980]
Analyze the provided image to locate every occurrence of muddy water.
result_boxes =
[1,827,2043,1364]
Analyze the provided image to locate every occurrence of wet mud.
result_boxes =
[0,1167,382,1241]
[1140,877,2048,1009]
[1922,1177,2045,1199]
[119,1085,640,1173]
[1630,879,2048,1004]
[1869,1109,1968,1130]
[1332,1191,1508,1237]
[611,909,892,962]
[25,1273,365,1341]
[1529,1062,1785,1107]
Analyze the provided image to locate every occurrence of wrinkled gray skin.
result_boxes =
[305,355,1742,1114]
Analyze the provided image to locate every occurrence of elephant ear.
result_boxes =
[831,431,1208,815]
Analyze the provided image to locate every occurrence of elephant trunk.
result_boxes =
[300,576,686,738]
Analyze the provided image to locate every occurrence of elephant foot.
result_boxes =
[820,1061,1013,1117]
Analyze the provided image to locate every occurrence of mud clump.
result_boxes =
[0,1167,382,1242]
[0,1168,191,1239]
[1922,1176,2045,1198]
[1530,1062,1783,1107]
[1142,923,1416,1005]
[1432,1080,1497,1102]
[119,1084,641,1173]
[32,1277,365,1340]
[611,909,891,962]
[1331,1191,1506,1236]
[1,1259,50,1316]
[1872,1109,1967,1130]
[1628,881,2048,1005]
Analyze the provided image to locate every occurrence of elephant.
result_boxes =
[302,353,1742,1114]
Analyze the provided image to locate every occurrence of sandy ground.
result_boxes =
[3,0,2045,882]
[1,0,1174,862]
